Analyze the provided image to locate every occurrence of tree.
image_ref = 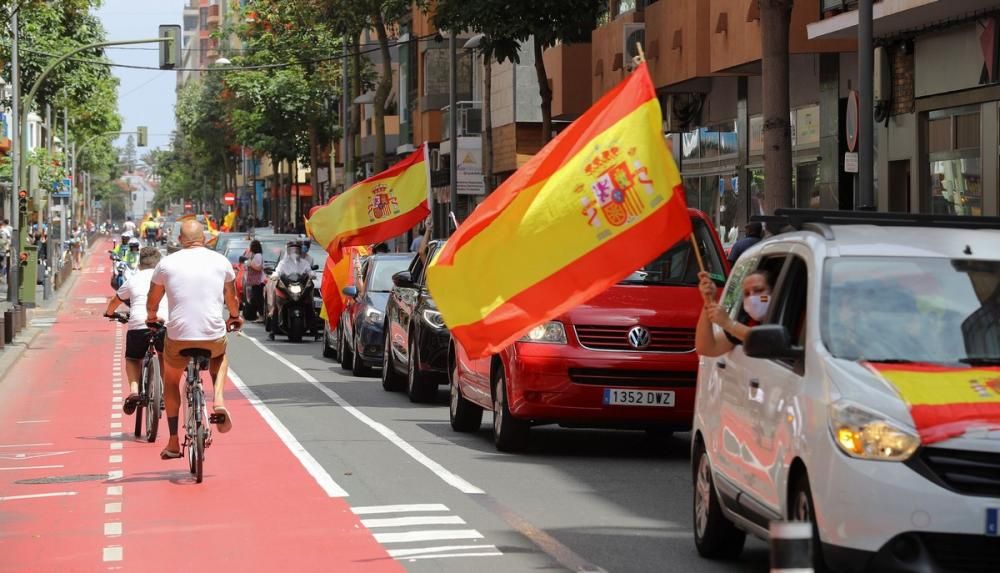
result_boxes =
[759,0,794,213]
[121,135,137,174]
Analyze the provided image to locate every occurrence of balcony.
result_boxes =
[207,4,220,28]
[591,10,645,99]
[809,0,999,39]
[441,101,482,141]
[542,43,593,120]
[647,0,711,88]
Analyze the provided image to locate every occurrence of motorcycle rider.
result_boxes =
[266,241,315,318]
[123,238,141,268]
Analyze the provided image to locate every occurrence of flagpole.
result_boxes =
[633,43,707,277]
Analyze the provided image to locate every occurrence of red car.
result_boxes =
[449,209,729,451]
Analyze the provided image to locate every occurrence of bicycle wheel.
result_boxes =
[194,425,206,484]
[145,358,161,443]
[134,362,147,439]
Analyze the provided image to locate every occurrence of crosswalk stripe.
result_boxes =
[374,529,484,544]
[396,551,504,560]
[352,504,449,515]
[387,544,500,558]
[362,516,466,528]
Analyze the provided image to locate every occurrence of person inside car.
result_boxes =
[695,269,775,357]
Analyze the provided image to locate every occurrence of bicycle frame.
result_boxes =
[183,355,211,483]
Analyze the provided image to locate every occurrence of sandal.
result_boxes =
[160,448,182,460]
[122,394,141,415]
[212,406,233,433]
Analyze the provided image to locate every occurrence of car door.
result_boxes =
[391,251,426,367]
[740,247,812,517]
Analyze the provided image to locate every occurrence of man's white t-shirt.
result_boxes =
[151,247,236,341]
[123,221,136,234]
[117,268,169,332]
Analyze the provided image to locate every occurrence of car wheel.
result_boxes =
[351,336,372,377]
[407,337,437,403]
[692,441,746,559]
[450,378,483,433]
[322,327,337,359]
[339,324,354,370]
[790,472,828,572]
[492,369,529,452]
[381,333,403,391]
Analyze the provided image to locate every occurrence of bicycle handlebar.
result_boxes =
[107,314,129,325]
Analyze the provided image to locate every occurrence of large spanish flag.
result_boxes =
[866,362,1000,444]
[426,63,691,357]
[307,144,430,259]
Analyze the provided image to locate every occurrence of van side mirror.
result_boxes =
[744,324,804,361]
[342,286,358,298]
[392,271,415,289]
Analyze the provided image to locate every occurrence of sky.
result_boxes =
[96,0,187,152]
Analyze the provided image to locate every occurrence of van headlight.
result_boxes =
[829,401,920,461]
[422,309,446,329]
[519,321,567,344]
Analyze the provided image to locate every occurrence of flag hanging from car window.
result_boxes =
[307,144,430,260]
[426,63,692,358]
[320,245,370,322]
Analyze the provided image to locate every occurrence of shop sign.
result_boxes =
[456,136,484,195]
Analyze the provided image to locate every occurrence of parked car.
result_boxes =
[382,241,449,402]
[223,241,251,305]
[691,209,1000,573]
[448,209,729,451]
[331,253,412,376]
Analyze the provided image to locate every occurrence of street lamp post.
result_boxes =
[8,7,20,303]
[448,31,459,238]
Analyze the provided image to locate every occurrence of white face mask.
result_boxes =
[743,294,771,321]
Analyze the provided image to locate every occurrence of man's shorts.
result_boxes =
[125,329,165,360]
[164,336,228,370]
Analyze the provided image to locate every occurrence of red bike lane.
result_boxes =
[0,239,403,572]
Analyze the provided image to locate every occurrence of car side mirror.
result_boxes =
[744,324,804,361]
[342,286,358,298]
[392,271,415,289]
[312,264,320,271]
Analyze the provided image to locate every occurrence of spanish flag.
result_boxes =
[205,217,219,234]
[319,245,370,322]
[426,63,691,357]
[307,144,430,260]
[222,209,238,232]
[866,362,1000,444]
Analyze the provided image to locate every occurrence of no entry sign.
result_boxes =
[223,192,236,206]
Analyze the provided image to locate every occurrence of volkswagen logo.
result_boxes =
[627,326,651,350]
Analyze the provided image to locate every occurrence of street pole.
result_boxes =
[62,108,68,244]
[9,8,20,303]
[343,35,354,189]
[858,0,875,209]
[448,31,458,238]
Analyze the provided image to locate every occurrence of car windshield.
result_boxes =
[260,241,288,265]
[822,257,1000,364]
[223,243,250,264]
[369,258,411,292]
[619,218,726,286]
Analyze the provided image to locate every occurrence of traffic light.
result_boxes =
[18,190,28,214]
[159,25,181,70]
[137,126,148,147]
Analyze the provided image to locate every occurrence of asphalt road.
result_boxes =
[228,323,772,573]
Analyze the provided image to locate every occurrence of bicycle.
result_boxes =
[108,314,165,442]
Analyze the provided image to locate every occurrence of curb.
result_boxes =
[0,325,45,385]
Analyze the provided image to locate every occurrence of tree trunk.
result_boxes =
[352,35,363,180]
[483,55,494,193]
[309,124,320,201]
[372,11,392,173]
[760,0,794,215]
[532,37,553,143]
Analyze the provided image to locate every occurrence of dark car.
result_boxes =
[382,241,449,402]
[332,254,412,377]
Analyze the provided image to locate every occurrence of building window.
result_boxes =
[926,106,981,216]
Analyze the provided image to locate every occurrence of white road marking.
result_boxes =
[110,432,123,438]
[111,413,122,419]
[104,522,122,536]
[0,443,53,448]
[102,546,123,562]
[109,455,122,463]
[0,492,77,502]
[374,530,484,544]
[107,470,123,481]
[227,369,348,497]
[239,335,485,495]
[112,397,122,403]
[85,297,106,304]
[352,504,451,515]
[0,451,70,461]
[363,516,466,528]
[110,442,123,450]
[106,486,122,496]
[0,465,63,471]
[111,423,121,429]
[387,545,501,558]
[104,502,121,514]
[15,420,50,424]
[402,551,504,561]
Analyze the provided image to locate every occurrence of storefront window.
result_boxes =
[925,107,982,216]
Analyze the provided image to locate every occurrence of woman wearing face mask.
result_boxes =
[694,269,775,357]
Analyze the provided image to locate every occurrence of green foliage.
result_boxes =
[25,147,67,192]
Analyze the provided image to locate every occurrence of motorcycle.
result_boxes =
[108,248,136,291]
[267,272,317,343]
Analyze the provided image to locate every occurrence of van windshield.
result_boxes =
[619,219,726,286]
[822,257,1000,364]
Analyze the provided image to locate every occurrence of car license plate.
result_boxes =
[603,389,675,407]
[988,508,999,537]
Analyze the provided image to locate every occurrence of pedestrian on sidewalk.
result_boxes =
[0,219,11,281]
[727,222,764,265]
[146,219,242,460]
[104,247,169,413]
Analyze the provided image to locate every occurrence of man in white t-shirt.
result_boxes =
[122,216,136,236]
[104,247,169,414]
[146,220,242,459]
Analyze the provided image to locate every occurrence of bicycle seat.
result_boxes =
[179,348,213,360]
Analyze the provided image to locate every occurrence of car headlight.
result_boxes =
[829,401,920,462]
[364,307,384,325]
[519,321,567,344]
[422,309,446,329]
[289,284,302,294]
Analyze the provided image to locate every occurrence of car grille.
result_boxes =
[573,325,695,352]
[915,447,1000,497]
[919,532,1000,572]
[568,368,697,388]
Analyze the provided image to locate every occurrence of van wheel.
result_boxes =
[450,379,483,432]
[790,472,828,572]
[693,441,746,559]
[492,369,528,452]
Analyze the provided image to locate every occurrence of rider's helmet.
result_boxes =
[128,238,141,252]
[285,241,303,262]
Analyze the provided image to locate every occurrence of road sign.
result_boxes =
[184,201,193,210]
[846,90,860,153]
[844,152,859,173]
[223,192,236,206]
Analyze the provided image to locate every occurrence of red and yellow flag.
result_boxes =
[867,362,1000,444]
[205,217,219,234]
[426,63,691,357]
[307,144,430,260]
[222,209,238,232]
[320,245,371,322]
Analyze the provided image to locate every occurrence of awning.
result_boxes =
[808,0,1000,40]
